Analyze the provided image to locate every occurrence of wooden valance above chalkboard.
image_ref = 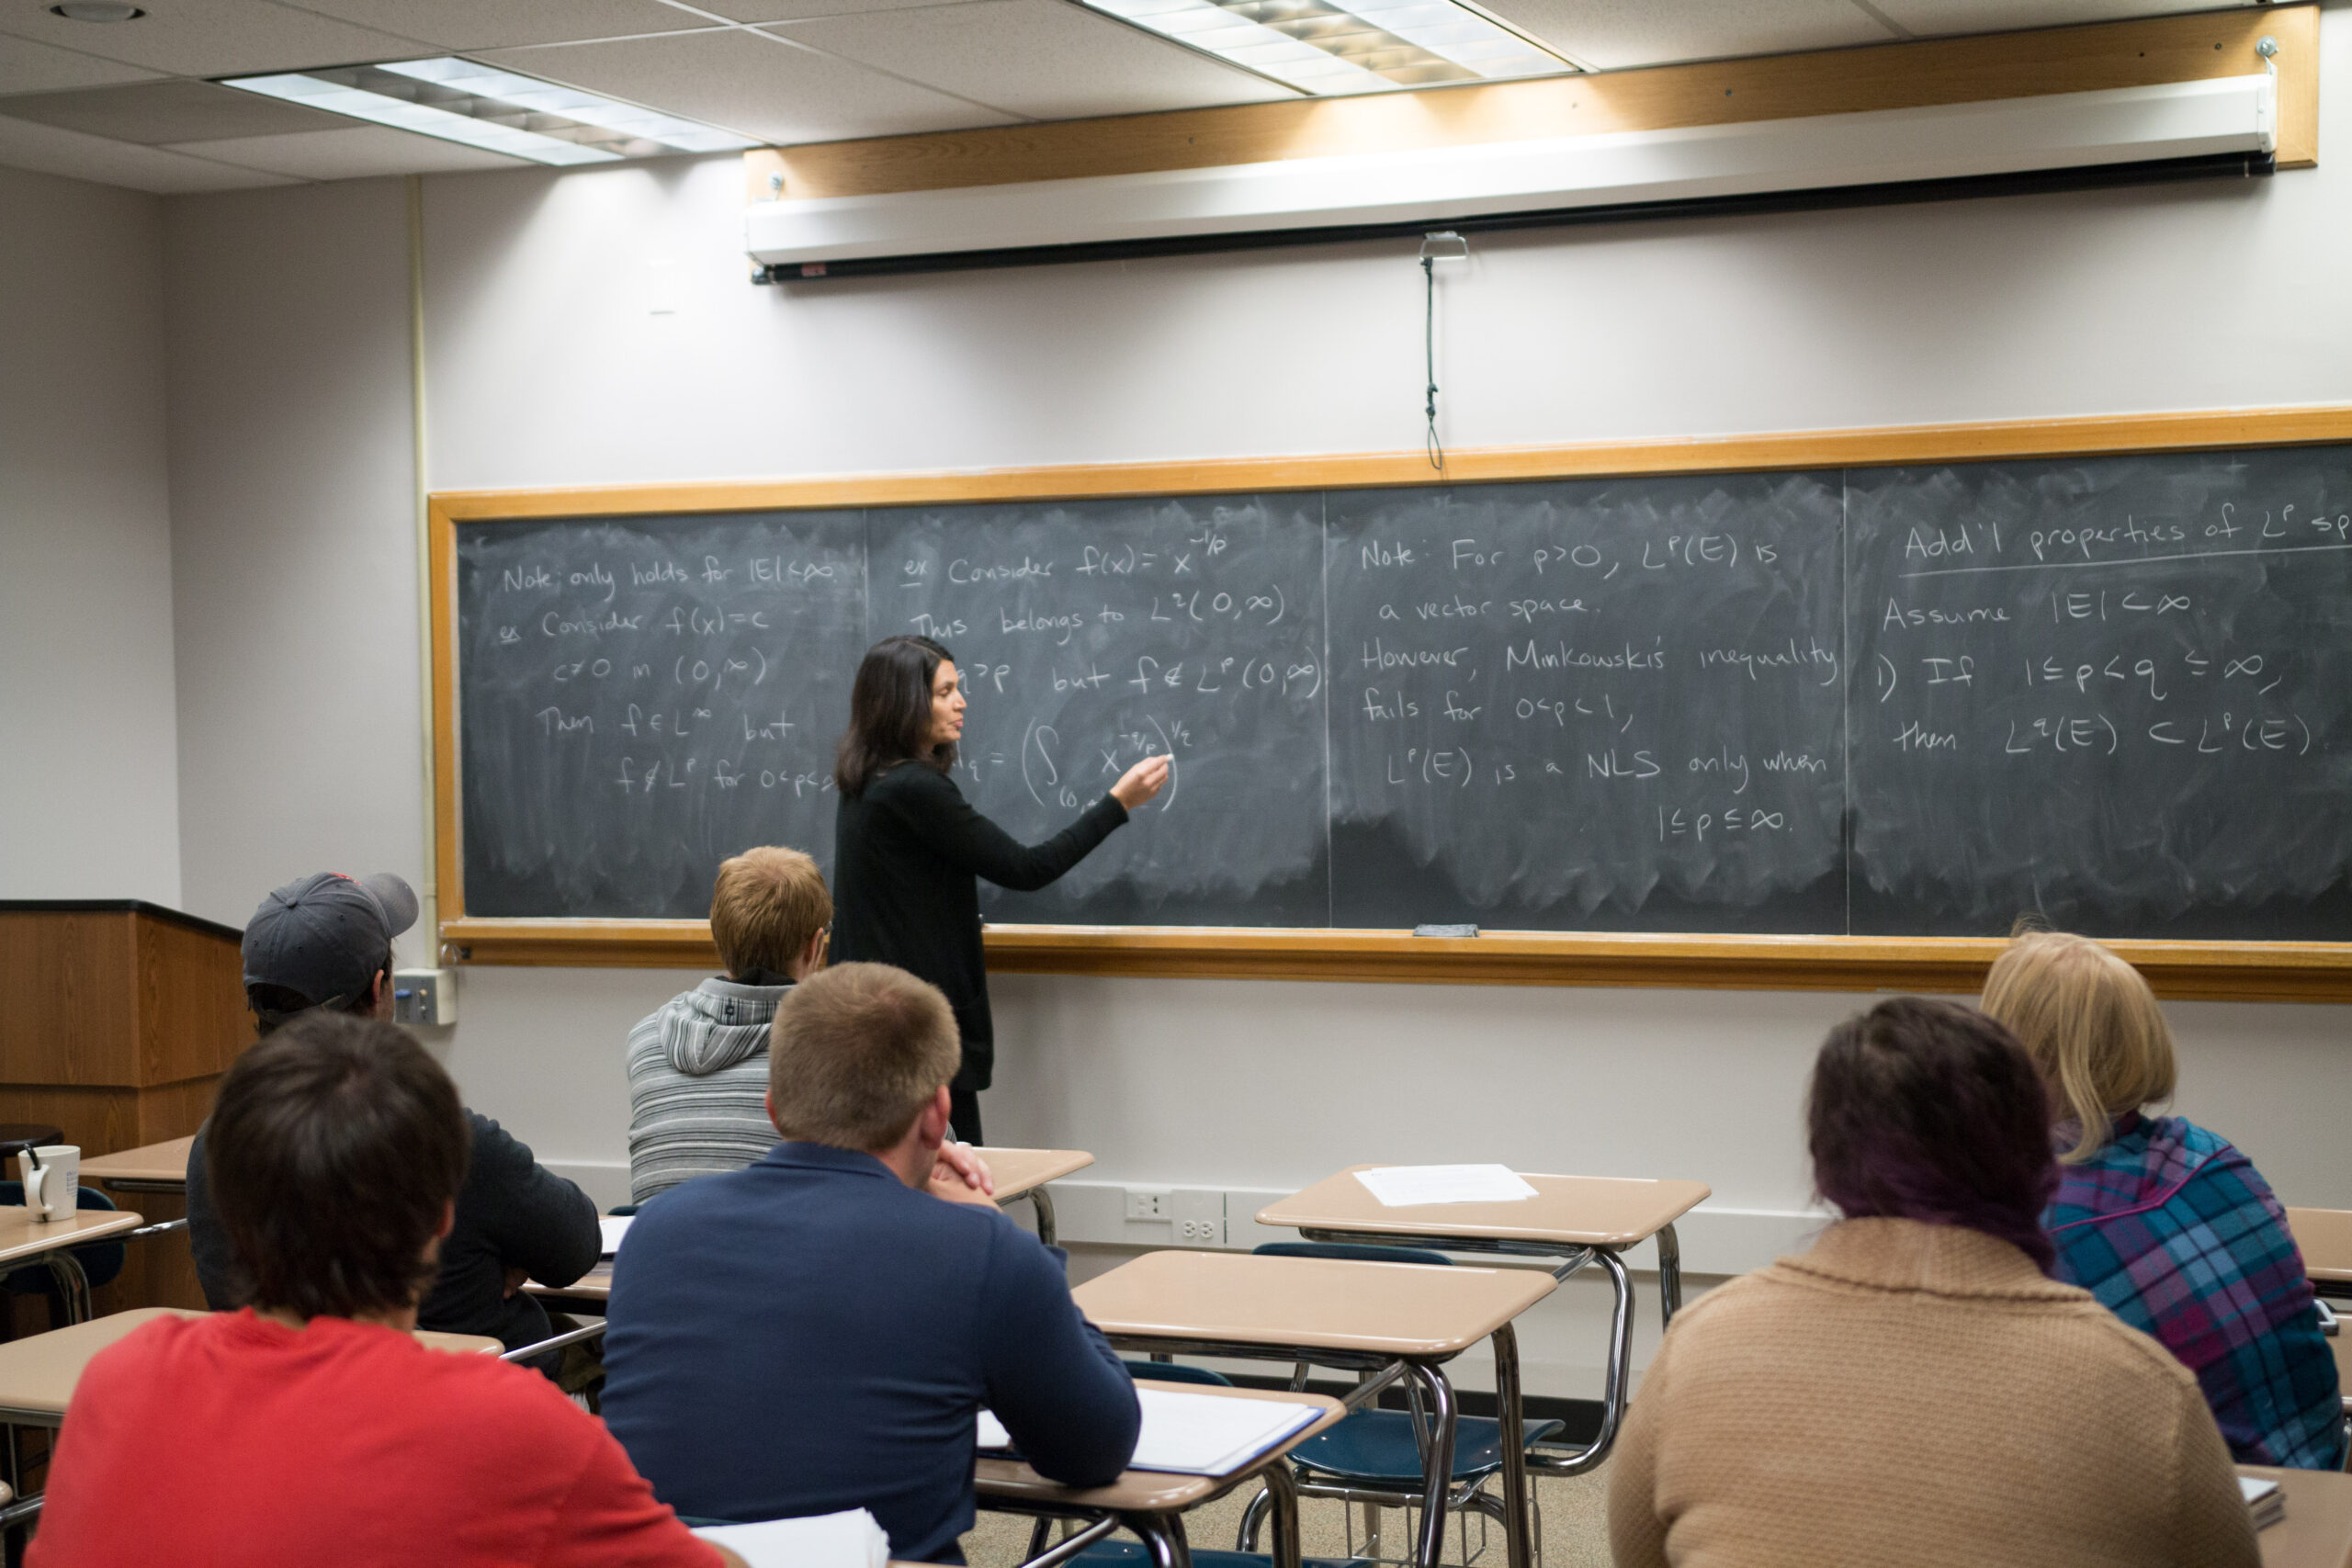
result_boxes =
[428,404,2352,1000]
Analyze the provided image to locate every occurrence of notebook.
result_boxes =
[1353,1164,1539,1207]
[690,1508,889,1568]
[598,1215,632,1258]
[978,1388,1322,1475]
[2240,1475,2286,1530]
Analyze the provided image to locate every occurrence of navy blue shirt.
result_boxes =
[602,1142,1139,1562]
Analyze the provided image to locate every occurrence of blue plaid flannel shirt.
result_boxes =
[2045,1112,2344,1470]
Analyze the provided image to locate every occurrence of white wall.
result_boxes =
[145,6,2352,1399]
[0,166,180,905]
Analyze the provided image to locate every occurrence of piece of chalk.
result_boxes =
[1413,924,1479,939]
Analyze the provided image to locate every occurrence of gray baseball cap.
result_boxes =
[242,872,419,1010]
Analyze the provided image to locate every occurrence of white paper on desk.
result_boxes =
[1353,1164,1538,1207]
[690,1507,888,1568]
[977,1389,1320,1477]
[599,1215,632,1258]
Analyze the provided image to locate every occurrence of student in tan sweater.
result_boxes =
[1609,997,2258,1568]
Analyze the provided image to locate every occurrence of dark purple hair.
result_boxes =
[1808,997,2059,1272]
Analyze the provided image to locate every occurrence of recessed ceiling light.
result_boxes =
[1080,0,1572,96]
[218,59,755,167]
[49,3,145,20]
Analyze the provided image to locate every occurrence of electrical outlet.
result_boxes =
[1124,1188,1170,1220]
[392,967,458,1026]
[1177,1219,1219,1243]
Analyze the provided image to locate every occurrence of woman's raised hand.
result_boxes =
[1111,754,1171,810]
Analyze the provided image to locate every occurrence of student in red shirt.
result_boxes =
[29,1011,743,1568]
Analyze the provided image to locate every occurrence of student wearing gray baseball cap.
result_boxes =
[186,871,603,1358]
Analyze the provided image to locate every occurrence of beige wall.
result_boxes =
[0,166,180,904]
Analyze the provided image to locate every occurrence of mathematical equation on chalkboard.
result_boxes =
[453,446,2352,937]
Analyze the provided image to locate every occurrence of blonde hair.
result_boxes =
[1980,931,2176,1163]
[768,964,960,1152]
[709,846,831,979]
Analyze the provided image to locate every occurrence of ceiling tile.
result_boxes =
[0,78,351,141]
[1482,0,1894,71]
[0,108,297,189]
[164,122,531,176]
[477,28,1019,143]
[1866,0,2243,36]
[276,0,717,51]
[0,0,426,78]
[766,0,1294,118]
[0,33,162,96]
[684,0,949,20]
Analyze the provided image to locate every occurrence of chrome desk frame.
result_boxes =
[1284,1221,1686,1568]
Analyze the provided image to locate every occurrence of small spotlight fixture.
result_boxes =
[50,3,145,20]
[1079,0,1570,96]
[219,57,754,167]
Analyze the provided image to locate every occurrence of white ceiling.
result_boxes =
[0,0,2265,195]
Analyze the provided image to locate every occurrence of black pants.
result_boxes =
[949,1082,983,1145]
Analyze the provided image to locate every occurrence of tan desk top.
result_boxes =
[79,1136,194,1190]
[527,1261,614,1302]
[2245,1466,2352,1568]
[975,1381,1345,1512]
[0,1307,499,1425]
[1258,1168,1710,1251]
[0,1206,143,1265]
[986,1148,1093,1203]
[2288,1209,2352,1286]
[1074,1250,1555,1358]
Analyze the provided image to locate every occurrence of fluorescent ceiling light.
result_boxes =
[1081,0,1570,95]
[220,60,754,167]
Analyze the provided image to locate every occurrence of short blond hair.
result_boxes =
[1980,931,2176,1163]
[768,963,960,1151]
[709,847,831,979]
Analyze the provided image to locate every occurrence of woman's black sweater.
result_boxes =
[831,761,1127,1090]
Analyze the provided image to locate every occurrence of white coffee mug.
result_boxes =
[17,1146,79,1223]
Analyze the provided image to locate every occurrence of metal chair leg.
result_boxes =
[1261,1455,1303,1568]
[1238,1480,1276,1551]
[1030,1187,1058,1247]
[1406,1361,1457,1568]
[1121,1510,1193,1568]
[1490,1322,1532,1568]
[1653,1225,1683,1330]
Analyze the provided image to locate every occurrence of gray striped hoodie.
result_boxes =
[624,976,789,1203]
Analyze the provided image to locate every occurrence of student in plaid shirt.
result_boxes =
[1984,931,2344,1470]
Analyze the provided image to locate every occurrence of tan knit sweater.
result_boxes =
[1608,1217,2259,1568]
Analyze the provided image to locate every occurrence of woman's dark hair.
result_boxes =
[835,634,956,795]
[206,1010,469,1320]
[1808,996,2060,1272]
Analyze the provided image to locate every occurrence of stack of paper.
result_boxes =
[690,1508,889,1568]
[598,1215,633,1258]
[2240,1475,2286,1530]
[1353,1165,1539,1207]
[978,1388,1322,1476]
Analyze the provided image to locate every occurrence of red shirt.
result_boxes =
[28,1310,721,1568]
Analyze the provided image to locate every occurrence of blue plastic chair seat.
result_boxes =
[1124,1359,1233,1387]
[1288,1411,1564,1487]
[0,1181,123,1292]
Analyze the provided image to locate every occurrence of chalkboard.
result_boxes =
[447,441,2352,942]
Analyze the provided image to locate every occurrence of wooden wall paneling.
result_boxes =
[431,404,2352,999]
[0,912,136,1086]
[743,5,2314,202]
[134,915,253,1089]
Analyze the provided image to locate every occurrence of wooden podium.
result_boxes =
[0,902,252,1311]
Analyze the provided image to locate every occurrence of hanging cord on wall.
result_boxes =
[1419,231,1470,471]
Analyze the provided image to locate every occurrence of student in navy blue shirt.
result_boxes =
[603,962,1139,1562]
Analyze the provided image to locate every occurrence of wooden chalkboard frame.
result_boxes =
[428,404,2352,999]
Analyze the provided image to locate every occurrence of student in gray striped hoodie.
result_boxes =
[625,846,994,1204]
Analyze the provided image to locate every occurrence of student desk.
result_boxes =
[78,1136,194,1196]
[2244,1466,2352,1568]
[1071,1250,1554,1568]
[1255,1168,1708,1568]
[2288,1210,2352,1292]
[984,1147,1094,1247]
[977,1381,1345,1568]
[0,1207,146,1325]
[525,1146,1095,1307]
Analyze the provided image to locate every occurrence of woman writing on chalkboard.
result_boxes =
[832,635,1169,1143]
